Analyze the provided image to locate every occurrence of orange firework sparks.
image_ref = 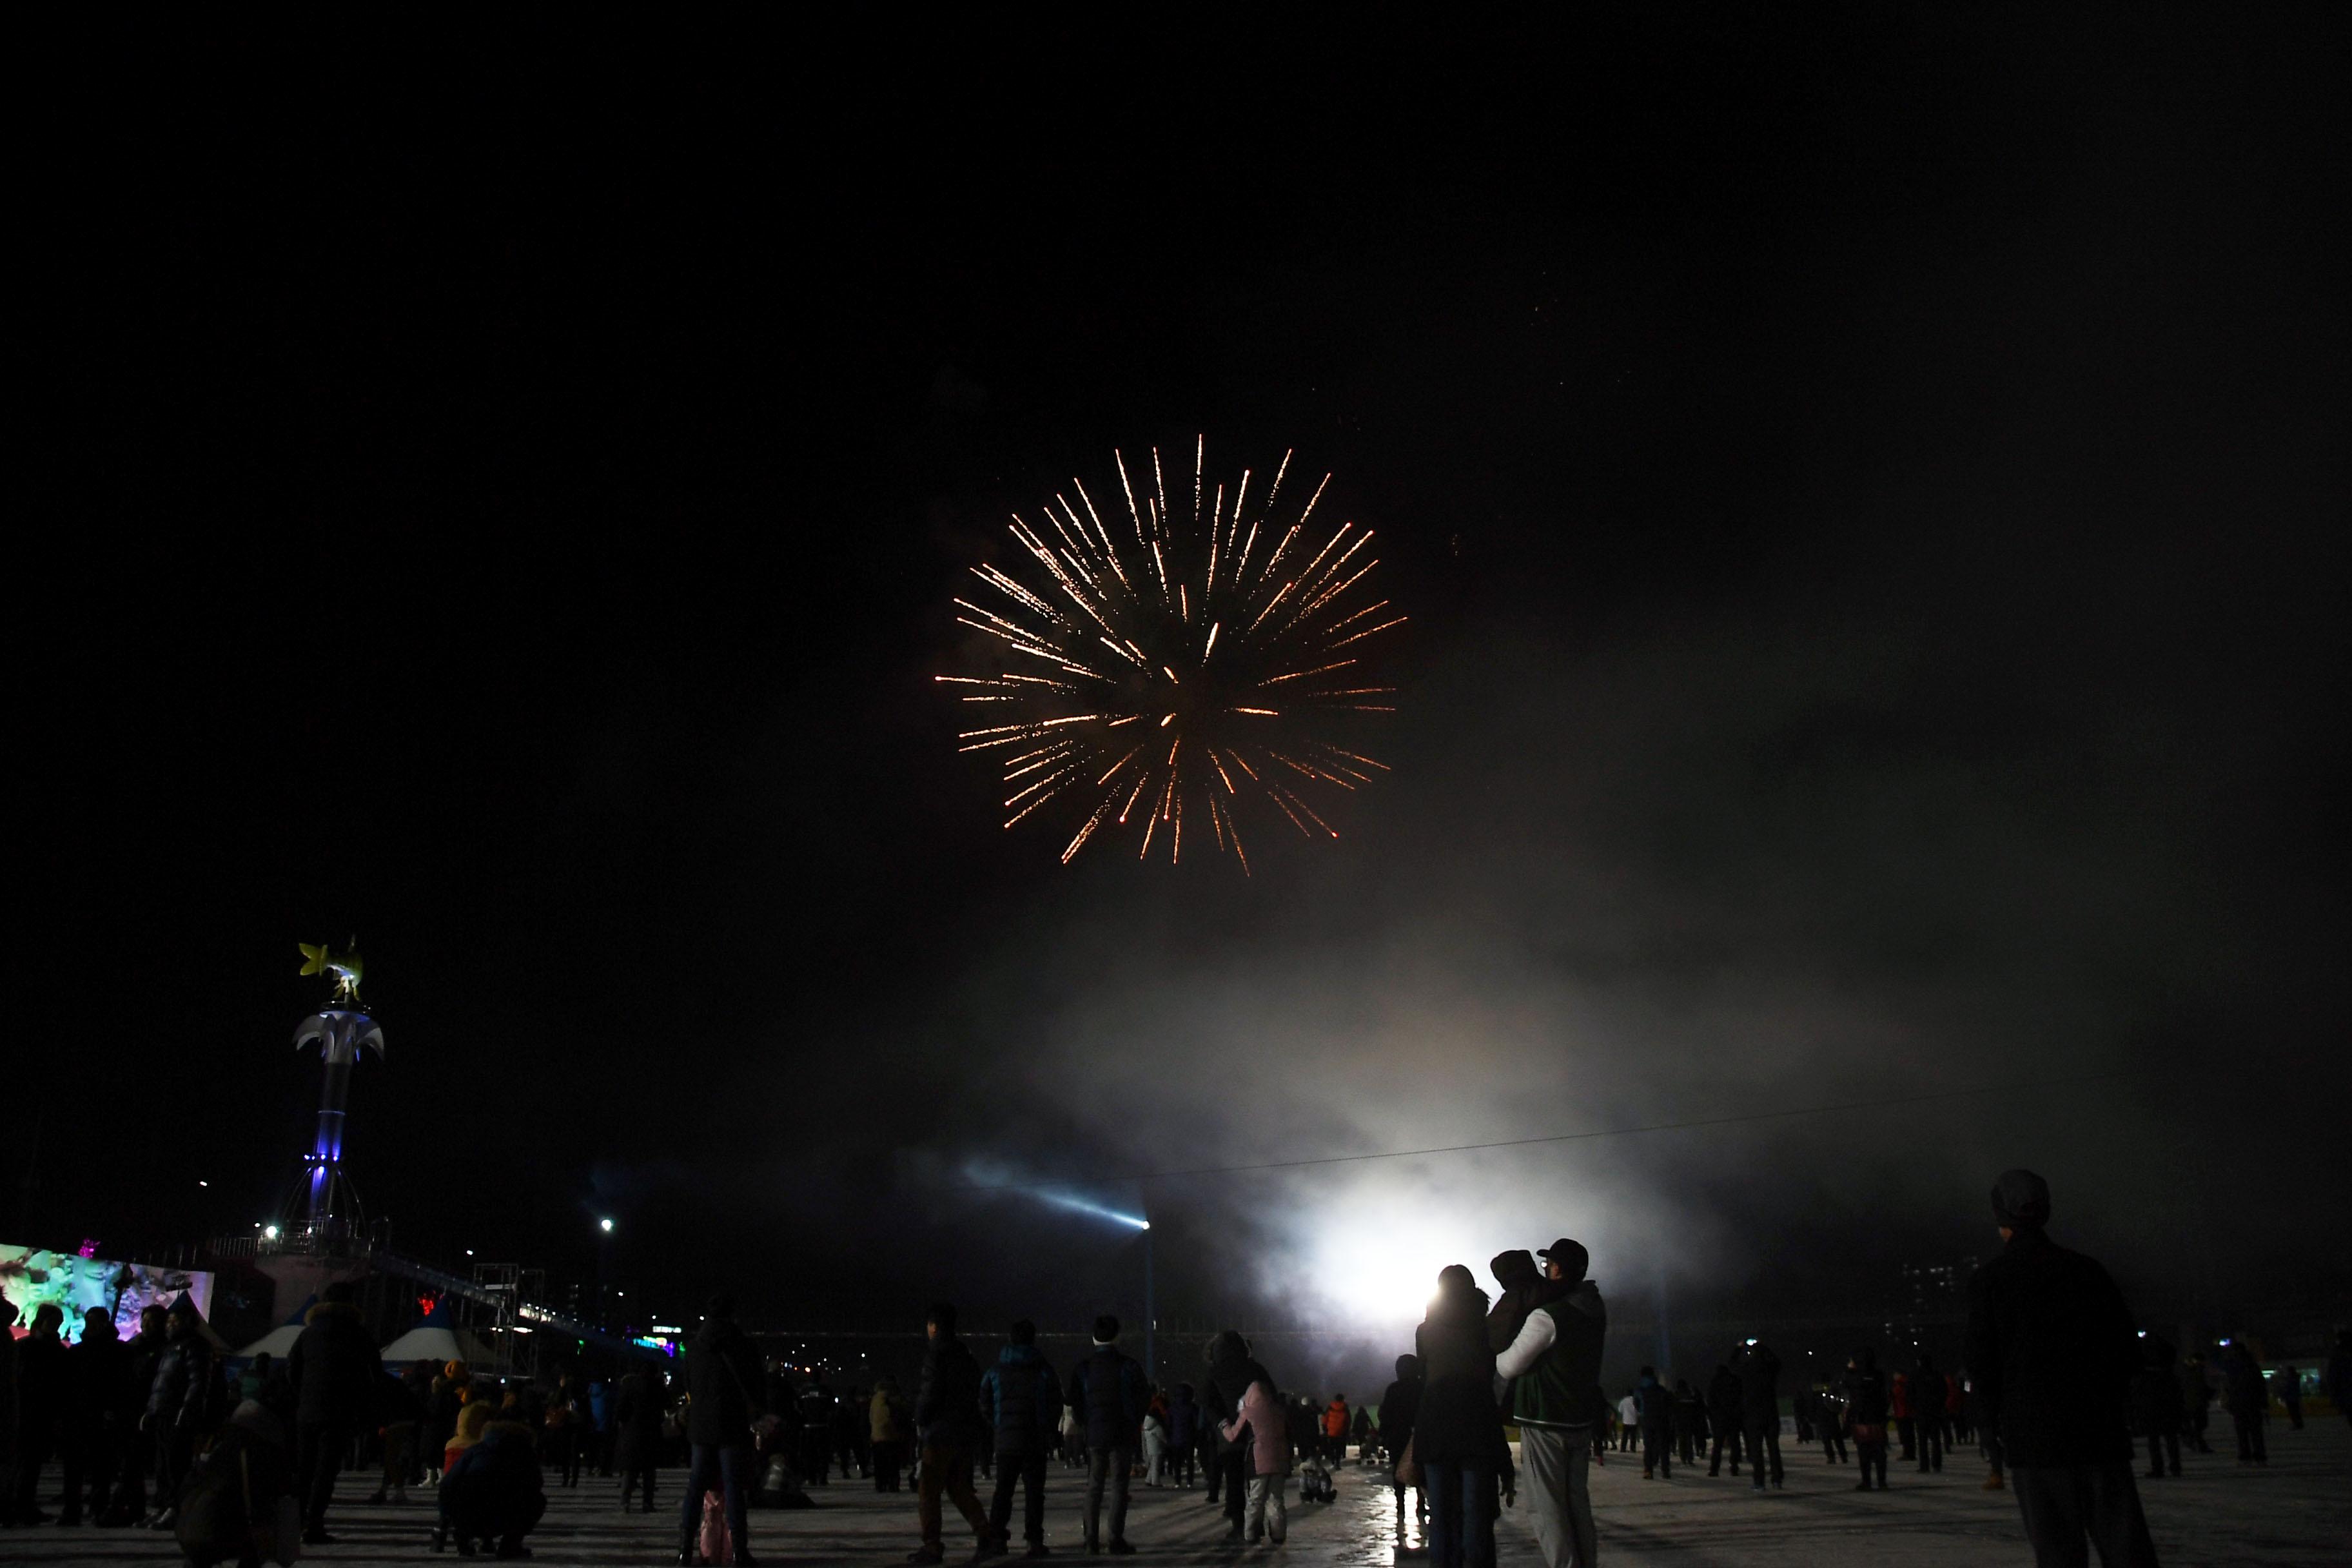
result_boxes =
[941,439,1404,869]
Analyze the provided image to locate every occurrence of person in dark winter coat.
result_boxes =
[1736,1340,1784,1491]
[1379,1354,1425,1515]
[1704,1364,1744,1477]
[909,1302,992,1565]
[676,1296,767,1566]
[110,1302,168,1524]
[1912,1353,1947,1473]
[174,1395,296,1568]
[2217,1342,2268,1464]
[145,1294,219,1529]
[1814,1384,1849,1465]
[1671,1380,1705,1467]
[1843,1349,1890,1489]
[61,1309,128,1525]
[1166,1384,1201,1486]
[1415,1266,1503,1568]
[1066,1314,1148,1555]
[614,1365,667,1513]
[2130,1334,2184,1479]
[0,1301,17,1530]
[1202,1329,1275,1541]
[8,1304,69,1524]
[2324,1331,2352,1433]
[1632,1367,1673,1480]
[284,1282,378,1544]
[981,1319,1063,1554]
[1963,1168,2157,1568]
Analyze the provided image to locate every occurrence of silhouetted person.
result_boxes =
[2326,1331,2352,1432]
[61,1308,127,1525]
[144,1295,217,1530]
[1843,1349,1890,1490]
[676,1295,765,1567]
[1814,1385,1848,1465]
[113,1302,168,1523]
[2275,1363,2302,1430]
[1704,1364,1743,1476]
[1737,1340,1783,1491]
[614,1365,666,1513]
[1416,1265,1502,1568]
[909,1302,992,1565]
[2217,1342,2267,1465]
[1671,1379,1703,1467]
[285,1281,377,1544]
[1964,1168,2158,1567]
[1379,1354,1424,1517]
[981,1318,1061,1557]
[1634,1367,1672,1479]
[10,1304,68,1524]
[1913,1353,1946,1473]
[1068,1313,1147,1556]
[2131,1335,2182,1479]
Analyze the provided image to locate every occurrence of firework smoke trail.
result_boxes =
[943,440,1404,869]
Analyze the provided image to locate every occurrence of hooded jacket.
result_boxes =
[288,1300,381,1424]
[981,1343,1063,1456]
[1963,1225,2137,1466]
[1414,1280,1503,1465]
[1379,1356,1424,1453]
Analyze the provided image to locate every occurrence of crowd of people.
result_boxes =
[5,1171,2345,1567]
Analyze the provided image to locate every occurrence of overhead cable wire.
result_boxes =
[950,1070,2128,1193]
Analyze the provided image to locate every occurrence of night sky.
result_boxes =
[17,15,2347,1371]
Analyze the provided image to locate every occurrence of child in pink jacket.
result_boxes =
[1219,1379,1290,1545]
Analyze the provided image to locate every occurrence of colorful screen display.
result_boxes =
[1,1243,214,1343]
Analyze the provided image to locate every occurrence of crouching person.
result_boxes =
[436,1409,548,1559]
[175,1398,298,1568]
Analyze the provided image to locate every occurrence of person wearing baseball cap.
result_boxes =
[1494,1239,1604,1567]
[1964,1171,2159,1567]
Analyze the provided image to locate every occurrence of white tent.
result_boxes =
[380,1324,505,1371]
[233,1323,305,1361]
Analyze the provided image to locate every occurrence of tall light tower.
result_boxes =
[255,942,384,1322]
[291,942,383,1238]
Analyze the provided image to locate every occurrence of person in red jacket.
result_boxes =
[1322,1396,1351,1465]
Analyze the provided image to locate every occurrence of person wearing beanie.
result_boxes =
[1964,1169,2158,1567]
[1066,1314,1148,1555]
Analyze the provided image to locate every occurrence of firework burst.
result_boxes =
[941,438,1404,870]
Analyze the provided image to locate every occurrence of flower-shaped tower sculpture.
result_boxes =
[291,942,383,1240]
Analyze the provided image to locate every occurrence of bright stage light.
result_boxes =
[599,1217,616,1233]
[262,1224,281,1241]
[1035,1190,1151,1230]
